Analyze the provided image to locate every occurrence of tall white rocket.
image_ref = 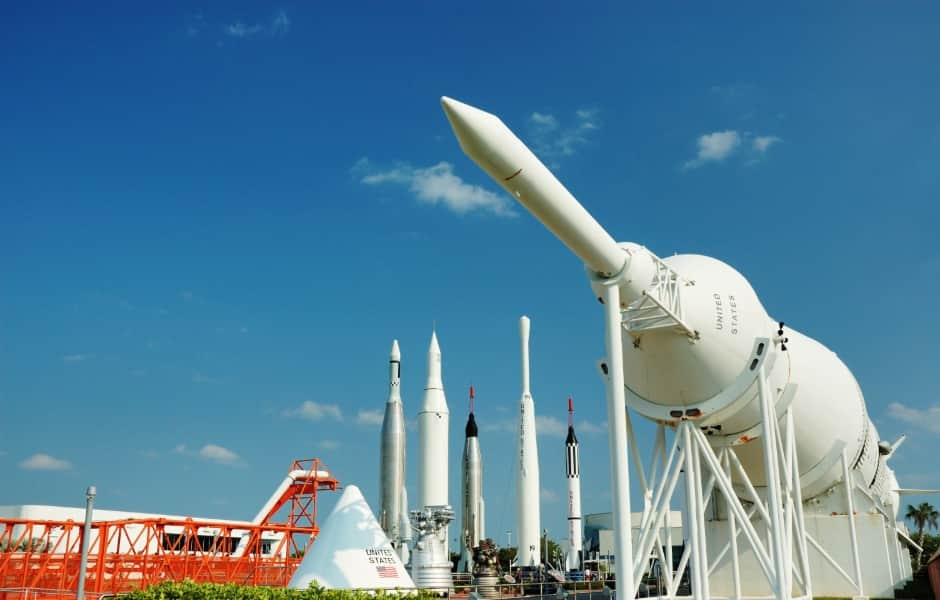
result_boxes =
[516,316,541,567]
[417,331,449,509]
[565,397,583,571]
[379,340,406,552]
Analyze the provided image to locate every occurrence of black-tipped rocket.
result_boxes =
[460,386,484,572]
[380,340,406,548]
[565,397,583,571]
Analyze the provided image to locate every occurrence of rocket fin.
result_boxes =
[289,485,416,590]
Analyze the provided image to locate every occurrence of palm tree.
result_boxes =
[905,502,939,571]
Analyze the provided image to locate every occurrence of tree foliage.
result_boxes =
[906,502,940,571]
[123,580,442,600]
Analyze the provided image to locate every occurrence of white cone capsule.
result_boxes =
[289,485,415,590]
[516,316,541,567]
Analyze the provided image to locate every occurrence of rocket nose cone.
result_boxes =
[440,96,473,132]
[390,339,401,361]
[441,96,490,139]
[441,96,516,177]
[429,330,441,355]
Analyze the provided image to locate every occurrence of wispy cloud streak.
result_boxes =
[354,158,515,218]
[20,453,71,471]
[283,401,344,421]
[887,402,940,433]
[225,10,290,39]
[528,108,598,161]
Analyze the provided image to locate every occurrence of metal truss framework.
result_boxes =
[0,459,339,600]
[614,363,815,600]
[622,252,697,340]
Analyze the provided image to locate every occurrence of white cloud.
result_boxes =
[481,420,515,434]
[174,443,187,454]
[577,420,606,434]
[63,354,93,363]
[283,401,343,421]
[318,440,340,450]
[226,23,264,37]
[887,402,940,433]
[357,409,385,426]
[20,453,71,471]
[536,415,568,437]
[270,11,290,34]
[528,108,599,160]
[530,112,558,129]
[199,444,240,464]
[684,130,741,169]
[753,136,782,153]
[357,160,515,218]
[225,10,290,39]
[541,488,559,502]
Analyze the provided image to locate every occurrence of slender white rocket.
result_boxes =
[565,397,583,571]
[417,331,449,509]
[516,316,541,567]
[380,340,406,545]
[461,386,484,572]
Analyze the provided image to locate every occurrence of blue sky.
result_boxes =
[2,2,939,552]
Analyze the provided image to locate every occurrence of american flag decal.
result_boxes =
[376,565,398,578]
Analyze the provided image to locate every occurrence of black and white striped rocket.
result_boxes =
[460,385,485,572]
[565,397,583,571]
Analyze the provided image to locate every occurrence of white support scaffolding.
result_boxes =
[618,361,813,600]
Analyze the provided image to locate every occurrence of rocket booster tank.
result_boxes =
[379,340,405,544]
[517,316,541,567]
[460,386,484,572]
[565,397,583,571]
[441,97,897,511]
[417,331,449,510]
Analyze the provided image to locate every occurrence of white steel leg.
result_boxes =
[841,449,865,598]
[599,281,634,598]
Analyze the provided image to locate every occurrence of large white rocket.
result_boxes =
[440,96,917,599]
[516,316,541,567]
[565,397,582,571]
[417,331,449,509]
[379,340,406,557]
[460,386,484,572]
[412,331,453,592]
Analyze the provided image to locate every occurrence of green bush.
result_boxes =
[123,580,440,600]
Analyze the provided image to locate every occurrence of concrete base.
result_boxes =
[704,512,912,599]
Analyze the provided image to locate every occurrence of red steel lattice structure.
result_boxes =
[0,458,339,600]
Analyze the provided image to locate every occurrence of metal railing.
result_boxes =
[452,578,615,599]
[0,589,118,600]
